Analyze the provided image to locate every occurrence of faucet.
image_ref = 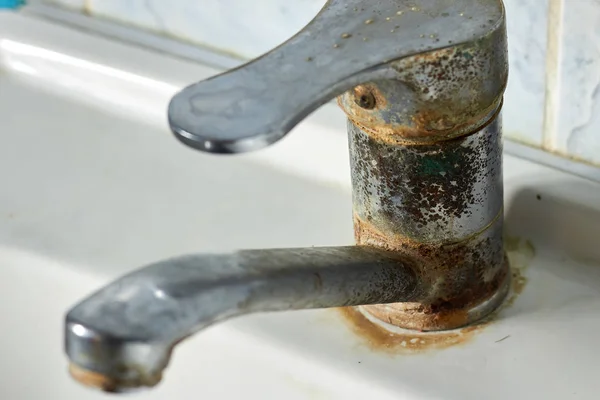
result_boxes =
[65,0,509,392]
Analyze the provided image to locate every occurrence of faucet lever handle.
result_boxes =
[167,0,504,153]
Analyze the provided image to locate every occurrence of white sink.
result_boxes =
[2,11,600,400]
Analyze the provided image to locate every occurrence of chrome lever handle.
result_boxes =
[167,0,506,153]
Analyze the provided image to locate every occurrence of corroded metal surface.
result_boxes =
[68,364,162,393]
[165,0,510,333]
[349,114,503,243]
[67,0,511,392]
[346,110,508,330]
[340,237,535,352]
[65,247,423,392]
[338,26,508,144]
[338,16,509,328]
[168,0,506,153]
[356,212,508,330]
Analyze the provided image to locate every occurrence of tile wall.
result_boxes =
[41,0,600,167]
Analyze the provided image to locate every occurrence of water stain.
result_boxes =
[83,0,92,15]
[284,375,330,400]
[504,235,535,305]
[338,236,535,354]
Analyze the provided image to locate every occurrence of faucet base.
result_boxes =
[354,212,510,331]
[360,258,510,331]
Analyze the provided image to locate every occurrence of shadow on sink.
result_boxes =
[505,182,600,293]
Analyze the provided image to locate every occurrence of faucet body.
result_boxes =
[65,0,509,392]
[349,118,508,330]
[340,26,508,329]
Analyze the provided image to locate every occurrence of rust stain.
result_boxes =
[338,236,535,354]
[68,363,162,393]
[353,214,506,331]
[348,115,502,246]
[344,99,501,146]
[338,306,488,354]
[69,364,117,392]
[68,363,160,393]
[351,84,388,110]
[363,302,471,333]
[337,29,508,145]
[347,106,505,332]
[69,364,162,393]
[510,268,527,296]
[504,236,535,306]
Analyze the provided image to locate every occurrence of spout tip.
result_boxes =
[68,363,162,393]
[65,320,172,393]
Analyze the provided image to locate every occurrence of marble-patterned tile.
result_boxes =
[85,1,161,33]
[502,0,549,147]
[88,0,325,59]
[554,0,600,164]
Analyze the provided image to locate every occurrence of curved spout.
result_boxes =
[65,246,420,392]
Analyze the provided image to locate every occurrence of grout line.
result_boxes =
[504,140,600,184]
[542,0,564,152]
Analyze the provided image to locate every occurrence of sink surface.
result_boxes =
[2,10,600,400]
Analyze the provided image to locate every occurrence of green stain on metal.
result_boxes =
[461,51,474,60]
[419,152,461,176]
[420,158,446,175]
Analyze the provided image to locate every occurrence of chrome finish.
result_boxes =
[348,114,504,243]
[66,247,420,391]
[167,0,505,153]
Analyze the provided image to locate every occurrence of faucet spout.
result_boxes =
[65,246,419,392]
